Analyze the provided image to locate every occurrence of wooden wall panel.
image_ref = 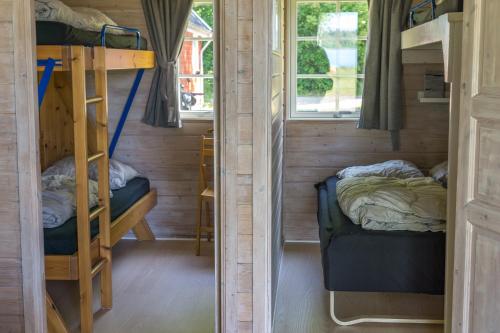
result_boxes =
[63,0,213,239]
[0,0,45,330]
[284,63,450,241]
[0,0,23,330]
[271,0,285,322]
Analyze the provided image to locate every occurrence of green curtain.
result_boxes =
[358,0,412,150]
[141,0,193,128]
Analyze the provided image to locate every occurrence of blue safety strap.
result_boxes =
[37,58,62,107]
[109,68,145,157]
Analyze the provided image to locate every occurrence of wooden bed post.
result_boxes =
[71,45,114,332]
[94,47,113,310]
[71,45,95,333]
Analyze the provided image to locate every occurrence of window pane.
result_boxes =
[179,41,214,75]
[337,77,363,114]
[179,78,214,112]
[296,78,335,113]
[297,2,336,37]
[297,41,333,75]
[340,2,369,37]
[356,39,366,75]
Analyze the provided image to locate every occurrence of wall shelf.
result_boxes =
[418,91,449,104]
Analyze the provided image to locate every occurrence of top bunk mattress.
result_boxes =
[316,176,446,294]
[36,21,148,50]
[44,177,151,255]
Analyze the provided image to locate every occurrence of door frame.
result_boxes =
[18,0,225,332]
[14,0,47,332]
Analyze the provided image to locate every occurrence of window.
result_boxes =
[178,2,214,119]
[289,0,368,119]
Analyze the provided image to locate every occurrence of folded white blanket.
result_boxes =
[337,176,447,232]
[42,175,99,229]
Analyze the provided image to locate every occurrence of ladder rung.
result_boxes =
[88,151,105,163]
[91,258,108,278]
[89,205,106,221]
[86,96,104,104]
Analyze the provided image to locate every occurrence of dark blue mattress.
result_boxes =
[316,176,446,294]
[44,177,150,255]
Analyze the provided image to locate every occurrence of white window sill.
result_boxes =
[286,117,359,123]
[180,112,214,122]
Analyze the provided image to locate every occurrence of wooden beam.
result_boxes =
[111,190,158,246]
[132,219,156,241]
[46,293,69,333]
[104,49,155,70]
[71,45,94,333]
[36,46,155,71]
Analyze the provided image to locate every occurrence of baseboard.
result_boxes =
[284,240,320,244]
[121,236,211,242]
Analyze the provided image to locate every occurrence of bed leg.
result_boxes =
[329,291,444,326]
[132,218,155,241]
[46,292,69,333]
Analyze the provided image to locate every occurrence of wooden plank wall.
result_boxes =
[218,0,258,330]
[271,0,285,320]
[0,0,24,331]
[283,63,450,241]
[63,0,213,238]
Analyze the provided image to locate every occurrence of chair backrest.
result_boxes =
[199,135,214,190]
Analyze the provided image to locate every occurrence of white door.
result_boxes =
[452,0,500,332]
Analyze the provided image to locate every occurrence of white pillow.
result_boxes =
[35,0,120,33]
[42,156,139,190]
[108,159,140,190]
[429,161,448,187]
[337,160,424,179]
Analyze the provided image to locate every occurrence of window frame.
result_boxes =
[179,0,215,120]
[287,0,367,120]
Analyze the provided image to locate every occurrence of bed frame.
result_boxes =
[37,44,156,333]
[329,13,463,327]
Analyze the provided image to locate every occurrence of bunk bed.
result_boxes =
[37,25,157,333]
[317,13,463,326]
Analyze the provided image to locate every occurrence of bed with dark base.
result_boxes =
[316,176,446,325]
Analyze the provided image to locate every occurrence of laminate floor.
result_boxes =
[273,243,444,333]
[47,240,215,333]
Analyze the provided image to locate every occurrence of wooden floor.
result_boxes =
[273,243,444,333]
[47,240,215,333]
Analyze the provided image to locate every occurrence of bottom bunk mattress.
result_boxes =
[44,177,150,255]
[316,176,446,295]
[36,21,148,50]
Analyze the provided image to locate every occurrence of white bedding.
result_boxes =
[42,175,99,229]
[35,0,121,33]
[43,156,139,190]
[337,160,424,179]
[337,176,447,232]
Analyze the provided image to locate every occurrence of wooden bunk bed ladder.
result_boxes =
[70,45,112,333]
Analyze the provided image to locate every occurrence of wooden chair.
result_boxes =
[195,135,214,255]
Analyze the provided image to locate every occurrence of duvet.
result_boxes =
[337,176,447,232]
[42,175,99,229]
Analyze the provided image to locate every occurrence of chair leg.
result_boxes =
[329,291,444,326]
[195,195,203,256]
[205,201,212,242]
